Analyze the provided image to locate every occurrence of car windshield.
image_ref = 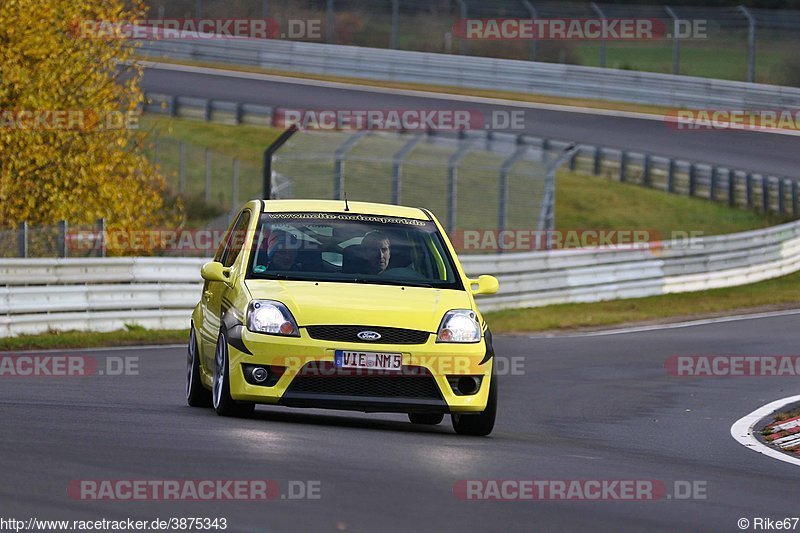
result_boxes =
[247,211,462,289]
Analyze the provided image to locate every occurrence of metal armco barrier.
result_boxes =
[3,219,800,335]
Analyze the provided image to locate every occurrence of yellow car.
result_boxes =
[187,199,500,436]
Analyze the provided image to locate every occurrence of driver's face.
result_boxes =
[366,238,391,273]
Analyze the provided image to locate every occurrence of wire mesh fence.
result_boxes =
[142,0,800,84]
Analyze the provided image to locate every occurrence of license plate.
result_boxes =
[334,350,402,371]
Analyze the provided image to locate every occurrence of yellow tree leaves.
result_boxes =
[0,0,180,230]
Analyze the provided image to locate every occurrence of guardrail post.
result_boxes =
[688,163,696,197]
[664,6,680,75]
[203,99,212,121]
[642,154,651,187]
[522,0,537,61]
[326,0,335,44]
[746,173,753,207]
[792,180,799,216]
[568,149,577,171]
[96,218,106,258]
[17,221,28,258]
[710,166,718,201]
[739,6,756,83]
[390,0,399,49]
[204,149,212,204]
[592,147,602,175]
[667,159,675,193]
[57,220,67,258]
[761,176,769,212]
[728,170,736,207]
[168,96,177,117]
[234,102,243,125]
[618,151,627,182]
[778,178,786,215]
[178,141,186,193]
[590,3,607,68]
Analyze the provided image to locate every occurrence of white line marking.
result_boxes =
[528,308,800,338]
[139,61,800,137]
[1,344,185,355]
[731,395,800,467]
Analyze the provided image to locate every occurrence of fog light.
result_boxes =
[457,376,479,395]
[251,366,269,383]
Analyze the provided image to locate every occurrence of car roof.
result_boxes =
[259,199,430,221]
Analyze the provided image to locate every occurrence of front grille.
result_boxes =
[306,325,431,344]
[286,363,442,399]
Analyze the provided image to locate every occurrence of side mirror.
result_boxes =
[470,275,499,295]
[201,262,232,285]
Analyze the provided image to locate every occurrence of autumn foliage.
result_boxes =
[0,0,179,229]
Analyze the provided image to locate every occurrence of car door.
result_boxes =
[199,209,251,370]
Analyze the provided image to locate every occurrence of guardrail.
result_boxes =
[3,218,800,335]
[138,38,800,110]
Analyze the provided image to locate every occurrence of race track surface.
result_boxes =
[2,314,797,532]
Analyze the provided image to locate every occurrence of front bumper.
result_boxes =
[225,326,493,413]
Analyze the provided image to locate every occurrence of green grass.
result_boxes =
[0,329,188,352]
[485,269,800,333]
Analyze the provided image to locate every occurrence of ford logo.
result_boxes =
[357,330,382,341]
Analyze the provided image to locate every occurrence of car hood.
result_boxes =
[245,280,472,331]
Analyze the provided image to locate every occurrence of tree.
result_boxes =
[0,0,179,229]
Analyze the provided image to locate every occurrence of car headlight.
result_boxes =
[246,300,299,336]
[437,310,481,343]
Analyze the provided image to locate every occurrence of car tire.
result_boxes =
[212,331,255,417]
[408,412,444,425]
[186,326,212,407]
[451,373,497,436]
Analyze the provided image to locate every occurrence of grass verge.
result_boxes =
[484,269,800,333]
[0,329,188,352]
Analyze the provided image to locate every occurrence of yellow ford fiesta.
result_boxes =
[187,199,500,436]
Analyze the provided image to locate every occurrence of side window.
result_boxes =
[221,211,251,268]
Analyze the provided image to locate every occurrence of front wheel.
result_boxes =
[451,373,497,436]
[186,326,212,407]
[212,332,255,417]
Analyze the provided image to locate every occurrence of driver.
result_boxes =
[360,231,391,274]
[265,231,299,270]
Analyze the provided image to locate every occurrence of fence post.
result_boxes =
[642,154,651,187]
[728,170,736,207]
[333,130,368,200]
[455,0,468,55]
[17,221,28,258]
[761,176,769,212]
[392,134,423,205]
[390,0,399,49]
[688,163,696,197]
[447,133,474,234]
[792,180,799,216]
[497,140,530,236]
[57,220,67,258]
[232,158,239,211]
[592,146,602,175]
[204,99,212,121]
[205,149,212,204]
[522,0,537,61]
[745,173,753,207]
[618,151,627,182]
[326,0,335,44]
[739,6,756,83]
[96,217,106,258]
[590,3,607,68]
[262,0,269,18]
[179,141,186,193]
[778,178,786,215]
[664,6,680,75]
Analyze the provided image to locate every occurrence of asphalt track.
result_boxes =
[1,313,798,532]
[141,64,800,177]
